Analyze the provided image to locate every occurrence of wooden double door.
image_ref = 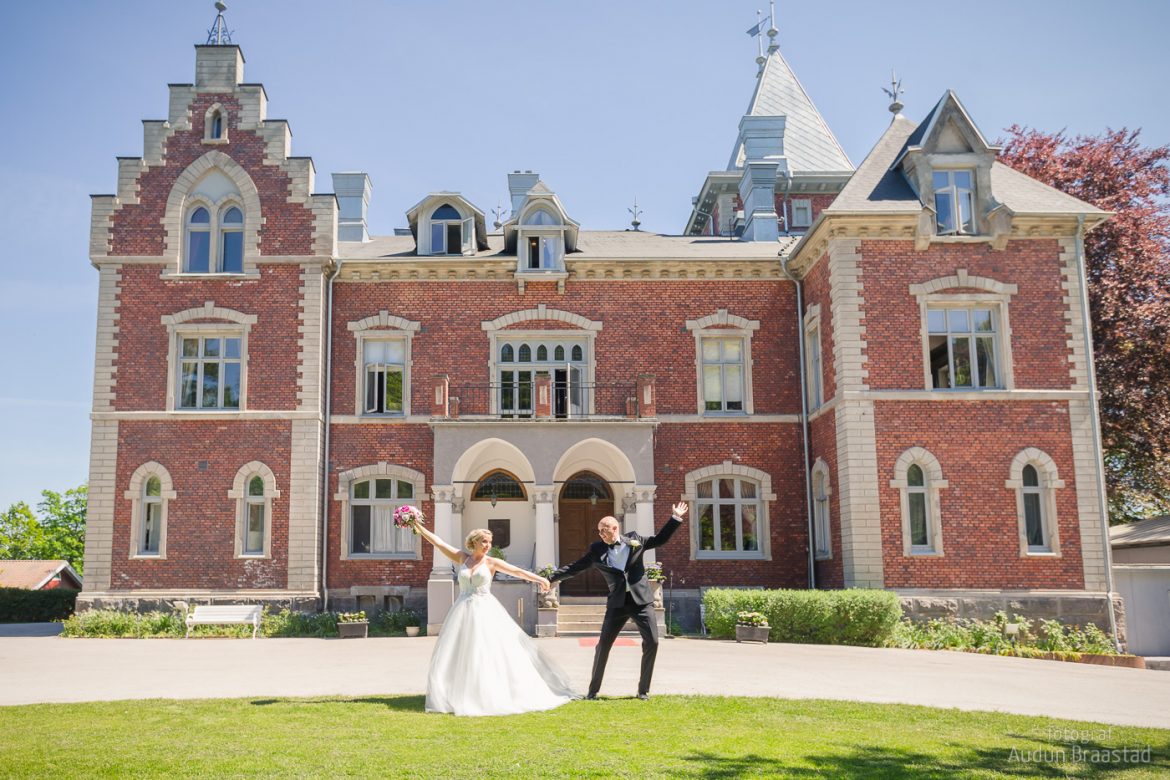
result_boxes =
[557,498,615,596]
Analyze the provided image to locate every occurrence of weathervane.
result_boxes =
[207,1,233,45]
[628,197,642,232]
[492,202,507,231]
[746,7,772,75]
[882,69,904,117]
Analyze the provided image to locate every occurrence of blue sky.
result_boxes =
[0,0,1167,510]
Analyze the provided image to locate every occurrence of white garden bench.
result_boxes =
[185,605,262,638]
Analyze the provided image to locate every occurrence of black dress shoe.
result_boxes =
[584,693,598,700]
[637,693,650,701]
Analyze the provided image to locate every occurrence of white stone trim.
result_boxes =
[481,304,602,332]
[348,311,420,418]
[81,421,119,591]
[828,239,868,392]
[334,463,428,561]
[298,266,326,411]
[162,302,254,412]
[124,461,177,560]
[287,419,324,590]
[161,151,263,274]
[228,461,280,559]
[681,460,775,561]
[202,102,229,144]
[811,457,832,560]
[1058,238,1091,391]
[1004,448,1063,557]
[834,398,884,586]
[1068,399,1109,590]
[890,447,949,557]
[910,269,1017,390]
[485,330,598,415]
[91,265,122,413]
[685,308,760,416]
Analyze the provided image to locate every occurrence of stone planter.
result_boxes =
[338,621,368,639]
[736,624,770,644]
[405,626,420,637]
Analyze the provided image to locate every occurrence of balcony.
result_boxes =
[432,375,656,420]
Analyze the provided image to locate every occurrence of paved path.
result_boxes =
[1,634,1168,729]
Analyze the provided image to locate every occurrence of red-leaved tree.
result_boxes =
[999,127,1170,522]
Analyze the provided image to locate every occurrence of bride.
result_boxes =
[410,519,578,716]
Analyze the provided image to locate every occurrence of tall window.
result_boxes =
[805,324,823,410]
[928,307,999,389]
[892,448,947,556]
[179,335,241,409]
[1008,450,1061,556]
[520,209,564,270]
[184,203,245,273]
[210,110,223,139]
[141,476,162,555]
[429,204,471,256]
[350,478,416,556]
[496,338,587,417]
[933,170,975,235]
[244,476,265,555]
[812,466,831,559]
[363,340,405,415]
[907,465,931,550]
[702,337,744,413]
[696,477,761,557]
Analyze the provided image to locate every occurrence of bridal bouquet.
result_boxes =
[392,505,424,534]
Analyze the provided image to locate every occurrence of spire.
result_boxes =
[882,69,905,119]
[628,197,643,231]
[206,1,233,45]
[766,0,779,54]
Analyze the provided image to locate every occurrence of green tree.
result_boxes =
[999,127,1170,522]
[0,503,48,560]
[0,485,87,571]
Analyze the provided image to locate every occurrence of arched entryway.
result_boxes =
[557,471,614,596]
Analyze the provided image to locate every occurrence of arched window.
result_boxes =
[1006,449,1063,556]
[571,345,583,362]
[210,110,223,140]
[203,104,229,143]
[471,470,527,503]
[245,476,265,554]
[186,206,211,273]
[142,477,162,555]
[812,460,831,559]
[522,208,558,226]
[554,345,565,361]
[220,206,244,273]
[229,462,279,558]
[560,472,612,501]
[500,344,514,362]
[429,203,469,256]
[125,461,175,559]
[891,448,948,556]
[335,464,425,560]
[518,343,532,362]
[536,344,548,361]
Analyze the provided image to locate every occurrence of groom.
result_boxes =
[549,501,687,700]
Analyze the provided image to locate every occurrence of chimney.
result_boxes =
[195,45,245,90]
[508,170,540,215]
[332,172,373,242]
[736,116,787,242]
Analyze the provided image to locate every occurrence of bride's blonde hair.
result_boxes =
[465,528,492,551]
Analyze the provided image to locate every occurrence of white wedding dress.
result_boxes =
[425,559,578,716]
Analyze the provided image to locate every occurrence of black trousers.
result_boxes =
[589,591,659,697]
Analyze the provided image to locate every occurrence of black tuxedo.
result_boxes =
[549,516,681,697]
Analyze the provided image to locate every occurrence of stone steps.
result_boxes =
[556,598,639,635]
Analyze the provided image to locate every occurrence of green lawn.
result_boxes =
[1,696,1166,778]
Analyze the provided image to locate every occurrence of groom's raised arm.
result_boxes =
[643,501,688,551]
[548,549,598,584]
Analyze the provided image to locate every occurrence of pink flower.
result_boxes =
[392,505,424,534]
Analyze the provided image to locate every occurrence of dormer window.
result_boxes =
[428,204,472,256]
[519,208,564,270]
[933,169,975,235]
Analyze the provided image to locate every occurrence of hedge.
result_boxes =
[702,588,902,647]
[0,587,79,623]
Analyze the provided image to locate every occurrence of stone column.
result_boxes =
[634,485,658,564]
[532,485,556,570]
[427,485,457,635]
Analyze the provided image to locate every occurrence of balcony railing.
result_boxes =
[434,376,656,420]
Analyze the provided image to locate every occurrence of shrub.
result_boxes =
[0,587,79,622]
[262,609,337,638]
[369,607,423,636]
[889,611,1120,657]
[61,609,184,638]
[702,589,902,647]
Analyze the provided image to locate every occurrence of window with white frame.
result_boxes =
[1006,449,1062,556]
[805,323,823,410]
[428,203,473,256]
[927,306,1000,389]
[349,477,417,556]
[230,461,278,558]
[519,208,565,270]
[933,169,976,235]
[812,461,831,559]
[203,104,229,143]
[701,336,745,413]
[891,448,947,556]
[125,461,175,559]
[243,476,265,554]
[184,203,245,273]
[363,339,406,415]
[696,477,762,557]
[178,334,242,409]
[496,337,588,417]
[791,199,812,228]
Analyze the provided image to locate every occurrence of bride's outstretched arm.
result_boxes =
[413,522,463,564]
[486,558,551,592]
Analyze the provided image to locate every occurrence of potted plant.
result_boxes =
[400,608,421,637]
[337,610,368,639]
[645,562,666,609]
[735,611,770,644]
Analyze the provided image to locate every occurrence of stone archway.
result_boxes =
[557,471,614,596]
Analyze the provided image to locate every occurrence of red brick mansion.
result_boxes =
[79,22,1120,636]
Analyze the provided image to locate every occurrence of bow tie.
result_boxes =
[607,541,622,549]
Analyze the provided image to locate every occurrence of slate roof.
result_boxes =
[340,231,798,261]
[1111,515,1170,549]
[0,560,82,589]
[727,49,853,175]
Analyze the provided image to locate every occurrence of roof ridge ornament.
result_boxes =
[766,0,779,55]
[628,197,642,231]
[206,1,233,45]
[882,69,905,119]
[746,8,771,76]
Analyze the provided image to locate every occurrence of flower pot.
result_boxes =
[736,624,770,644]
[405,626,420,637]
[338,621,368,639]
